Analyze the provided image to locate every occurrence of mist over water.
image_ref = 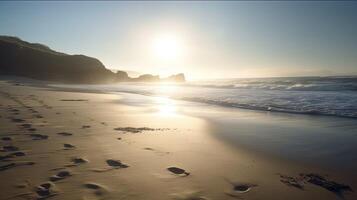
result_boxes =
[53,76,357,119]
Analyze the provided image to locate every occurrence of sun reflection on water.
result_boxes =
[154,84,179,116]
[154,96,177,116]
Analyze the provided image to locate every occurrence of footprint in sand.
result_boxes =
[1,145,19,152]
[36,182,59,198]
[72,157,88,164]
[0,161,35,171]
[63,143,76,150]
[29,134,48,140]
[224,179,257,197]
[84,183,102,190]
[50,170,72,181]
[83,182,107,197]
[0,151,25,161]
[92,159,129,172]
[106,159,129,168]
[232,183,257,193]
[20,123,32,128]
[11,118,25,123]
[167,167,190,176]
[1,136,12,141]
[171,191,209,200]
[65,157,88,167]
[33,114,44,118]
[57,132,73,136]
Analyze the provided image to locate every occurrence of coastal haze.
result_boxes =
[1,1,357,200]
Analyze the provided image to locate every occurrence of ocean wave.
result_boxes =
[177,97,357,119]
[51,76,357,119]
[186,77,357,91]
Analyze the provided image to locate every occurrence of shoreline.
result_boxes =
[9,78,357,171]
[0,79,356,200]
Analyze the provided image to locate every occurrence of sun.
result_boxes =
[151,34,182,61]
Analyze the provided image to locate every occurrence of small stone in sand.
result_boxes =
[82,125,91,129]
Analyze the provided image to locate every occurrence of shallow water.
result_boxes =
[52,76,357,118]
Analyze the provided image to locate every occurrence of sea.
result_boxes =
[53,76,357,119]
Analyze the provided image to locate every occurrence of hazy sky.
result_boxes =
[1,1,357,79]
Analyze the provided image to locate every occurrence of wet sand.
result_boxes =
[0,79,356,200]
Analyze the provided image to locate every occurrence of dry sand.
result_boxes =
[0,80,356,200]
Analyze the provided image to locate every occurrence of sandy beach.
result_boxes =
[0,79,356,200]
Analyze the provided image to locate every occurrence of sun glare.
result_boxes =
[152,34,182,61]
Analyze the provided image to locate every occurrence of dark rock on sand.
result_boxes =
[301,173,353,196]
[279,173,352,197]
[106,159,129,168]
[114,127,156,133]
[167,167,190,176]
[279,174,304,189]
